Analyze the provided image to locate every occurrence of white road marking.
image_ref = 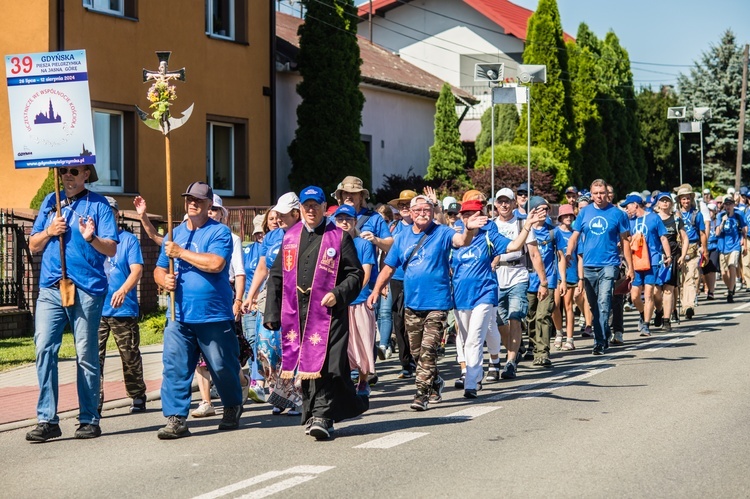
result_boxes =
[733,302,750,310]
[354,431,428,449]
[486,365,613,402]
[239,476,317,499]
[442,406,499,420]
[193,466,334,499]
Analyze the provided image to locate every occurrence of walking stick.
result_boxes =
[136,52,193,322]
[53,167,76,307]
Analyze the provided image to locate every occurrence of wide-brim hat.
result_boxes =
[252,214,264,234]
[86,165,99,183]
[389,189,417,208]
[334,176,369,200]
[676,186,693,198]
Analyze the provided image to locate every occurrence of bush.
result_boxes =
[371,168,442,204]
[30,169,58,210]
[475,143,567,195]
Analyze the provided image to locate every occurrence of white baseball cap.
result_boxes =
[272,192,300,214]
[495,188,515,201]
[442,196,457,210]
[212,194,229,219]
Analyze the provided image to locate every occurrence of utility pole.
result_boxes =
[736,44,748,190]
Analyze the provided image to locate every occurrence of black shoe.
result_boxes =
[397,369,414,379]
[429,376,445,403]
[592,344,605,355]
[523,348,535,361]
[685,307,695,319]
[367,373,379,386]
[308,417,334,440]
[25,423,62,442]
[454,374,465,389]
[707,292,715,300]
[485,365,500,382]
[410,394,429,412]
[653,309,664,328]
[129,397,147,413]
[727,293,734,304]
[74,424,102,439]
[500,361,517,379]
[463,389,477,399]
[218,405,243,431]
[157,416,189,439]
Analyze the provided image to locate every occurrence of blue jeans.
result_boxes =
[242,310,261,381]
[497,281,529,325]
[583,266,618,347]
[374,287,393,347]
[34,286,105,425]
[161,319,242,417]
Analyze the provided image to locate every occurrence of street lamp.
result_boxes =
[475,63,504,200]
[667,106,687,184]
[517,65,547,198]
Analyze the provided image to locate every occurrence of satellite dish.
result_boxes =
[517,64,547,84]
[667,107,686,119]
[474,63,504,83]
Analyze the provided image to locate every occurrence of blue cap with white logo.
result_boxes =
[299,186,326,205]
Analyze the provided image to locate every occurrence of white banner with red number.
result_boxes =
[4,50,96,169]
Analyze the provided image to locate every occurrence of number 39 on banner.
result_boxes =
[9,56,33,75]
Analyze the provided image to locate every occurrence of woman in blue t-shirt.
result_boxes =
[553,204,582,351]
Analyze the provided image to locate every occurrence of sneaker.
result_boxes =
[248,385,266,403]
[485,365,501,382]
[241,374,251,405]
[611,331,624,345]
[397,369,414,379]
[384,346,393,359]
[218,405,243,431]
[191,401,215,418]
[75,423,102,439]
[410,394,429,412]
[377,345,386,361]
[288,409,302,416]
[25,423,62,442]
[640,325,651,337]
[368,373,379,386]
[429,376,445,403]
[582,326,593,338]
[663,319,672,332]
[592,344,605,355]
[500,361,517,379]
[209,384,219,400]
[305,417,335,436]
[727,293,734,304]
[463,389,477,399]
[562,339,576,351]
[129,397,147,413]
[653,309,664,328]
[272,406,285,415]
[532,358,553,368]
[308,417,334,440]
[356,380,371,397]
[454,373,465,389]
[523,348,535,361]
[685,307,695,319]
[637,316,645,332]
[707,292,715,300]
[157,416,189,439]
[623,302,635,312]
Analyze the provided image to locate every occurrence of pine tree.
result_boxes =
[677,30,748,190]
[636,86,679,190]
[514,0,575,193]
[475,104,519,157]
[426,83,466,181]
[30,169,59,210]
[288,0,369,198]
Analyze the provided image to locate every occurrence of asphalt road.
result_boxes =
[2,293,750,498]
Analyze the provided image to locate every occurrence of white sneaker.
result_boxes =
[191,401,215,418]
[248,384,266,403]
[385,346,393,359]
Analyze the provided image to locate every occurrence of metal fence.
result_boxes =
[0,210,32,310]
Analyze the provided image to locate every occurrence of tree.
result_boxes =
[636,86,679,190]
[426,82,466,181]
[474,142,567,193]
[288,0,369,198]
[677,30,749,190]
[567,24,609,187]
[30,169,59,210]
[514,0,575,194]
[475,104,518,157]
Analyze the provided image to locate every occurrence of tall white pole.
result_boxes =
[527,85,531,197]
[678,131,683,185]
[491,102,495,202]
[700,124,705,192]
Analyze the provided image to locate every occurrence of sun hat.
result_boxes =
[557,204,575,220]
[212,194,229,219]
[334,176,369,200]
[389,190,417,208]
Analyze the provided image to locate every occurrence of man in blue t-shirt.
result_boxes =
[716,196,747,303]
[97,196,147,416]
[26,165,119,443]
[677,186,707,318]
[566,179,634,355]
[155,182,243,439]
[368,195,489,412]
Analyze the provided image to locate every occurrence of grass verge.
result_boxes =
[0,311,166,373]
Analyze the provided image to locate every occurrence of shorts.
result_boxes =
[720,251,740,272]
[497,281,529,326]
[702,249,719,274]
[632,268,656,287]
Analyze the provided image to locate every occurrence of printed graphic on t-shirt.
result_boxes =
[589,216,609,236]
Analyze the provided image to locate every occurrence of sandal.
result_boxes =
[554,333,564,350]
[562,339,575,351]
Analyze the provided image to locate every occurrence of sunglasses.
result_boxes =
[59,167,82,176]
[517,191,528,197]
[208,206,222,212]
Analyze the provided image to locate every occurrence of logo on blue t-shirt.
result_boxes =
[404,243,425,267]
[175,241,199,272]
[589,216,609,235]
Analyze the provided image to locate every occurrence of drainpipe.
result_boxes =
[269,4,277,201]
[57,0,65,51]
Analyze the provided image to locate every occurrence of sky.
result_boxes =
[512,0,750,90]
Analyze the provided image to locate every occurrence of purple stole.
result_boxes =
[280,221,343,379]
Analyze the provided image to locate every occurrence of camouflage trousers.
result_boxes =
[405,308,447,395]
[98,316,147,404]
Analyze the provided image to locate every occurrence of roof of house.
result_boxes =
[357,0,574,42]
[276,11,476,103]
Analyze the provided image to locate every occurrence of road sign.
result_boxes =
[5,50,96,169]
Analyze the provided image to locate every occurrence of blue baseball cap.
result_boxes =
[619,194,643,208]
[299,186,326,205]
[333,204,356,218]
[655,191,672,202]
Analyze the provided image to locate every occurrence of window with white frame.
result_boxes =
[207,122,235,196]
[206,0,235,40]
[90,109,124,193]
[83,0,124,16]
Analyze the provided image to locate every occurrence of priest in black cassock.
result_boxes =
[264,185,368,440]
